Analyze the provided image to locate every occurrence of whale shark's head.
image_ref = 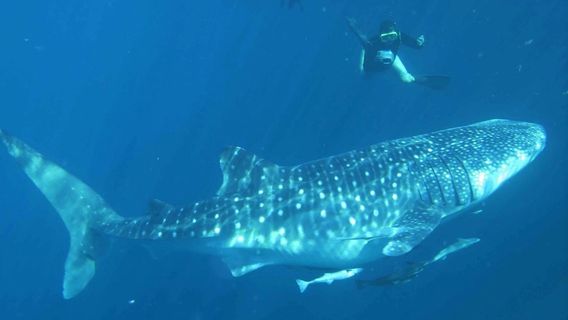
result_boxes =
[463,119,546,200]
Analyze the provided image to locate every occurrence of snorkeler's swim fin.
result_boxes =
[414,75,450,90]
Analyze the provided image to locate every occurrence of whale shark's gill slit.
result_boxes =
[416,182,426,202]
[439,155,461,205]
[453,153,475,202]
[397,146,426,204]
[427,160,447,205]
[414,163,434,205]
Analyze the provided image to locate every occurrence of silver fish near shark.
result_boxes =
[356,237,481,288]
[0,119,545,298]
[431,238,480,263]
[296,268,363,293]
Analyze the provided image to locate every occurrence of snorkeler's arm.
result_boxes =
[346,17,371,48]
[401,32,425,49]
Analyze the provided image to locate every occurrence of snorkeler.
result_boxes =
[347,18,449,89]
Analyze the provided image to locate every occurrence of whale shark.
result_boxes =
[0,119,545,299]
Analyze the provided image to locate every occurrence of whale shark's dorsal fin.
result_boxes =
[217,146,287,196]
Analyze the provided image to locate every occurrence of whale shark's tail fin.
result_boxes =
[296,279,310,293]
[0,130,123,299]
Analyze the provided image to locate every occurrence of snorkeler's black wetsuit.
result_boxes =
[362,33,423,72]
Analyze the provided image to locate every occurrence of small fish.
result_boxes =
[296,268,363,293]
[357,238,481,288]
[356,262,426,288]
[472,209,484,215]
[431,238,480,263]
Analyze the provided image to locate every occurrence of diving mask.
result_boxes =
[379,31,399,42]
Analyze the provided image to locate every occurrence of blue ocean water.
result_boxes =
[0,0,566,319]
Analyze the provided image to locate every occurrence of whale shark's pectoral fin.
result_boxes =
[217,146,287,196]
[382,205,442,257]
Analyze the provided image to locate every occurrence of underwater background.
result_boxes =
[0,0,566,319]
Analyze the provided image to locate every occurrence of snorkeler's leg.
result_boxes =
[392,56,415,83]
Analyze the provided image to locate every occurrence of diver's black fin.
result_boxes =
[414,75,450,90]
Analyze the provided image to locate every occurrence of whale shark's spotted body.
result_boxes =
[0,119,545,298]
